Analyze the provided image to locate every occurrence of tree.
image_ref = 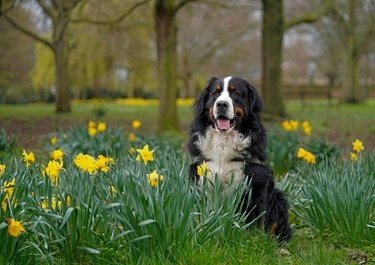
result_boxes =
[261,0,333,117]
[0,7,35,103]
[2,0,148,112]
[327,0,375,102]
[2,0,84,112]
[154,0,197,132]
[178,2,259,98]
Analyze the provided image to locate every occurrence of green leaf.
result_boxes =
[76,246,100,254]
[0,222,8,229]
[138,219,156,226]
[60,207,74,229]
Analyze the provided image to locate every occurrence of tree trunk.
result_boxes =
[342,45,360,103]
[53,14,71,112]
[261,0,285,117]
[155,1,179,132]
[342,0,362,103]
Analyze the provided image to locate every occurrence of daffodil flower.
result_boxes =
[50,136,57,145]
[302,121,312,136]
[297,147,316,164]
[22,149,35,167]
[1,178,15,211]
[136,145,155,165]
[197,161,209,177]
[128,133,137,142]
[97,155,114,172]
[50,149,64,162]
[282,120,299,131]
[7,218,25,237]
[97,122,107,132]
[350,152,358,161]
[132,120,142,129]
[0,164,5,177]
[352,139,364,153]
[74,153,98,174]
[147,170,164,187]
[88,121,96,128]
[45,160,62,184]
[88,127,97,137]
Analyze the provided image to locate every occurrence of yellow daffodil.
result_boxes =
[0,164,5,177]
[66,194,71,207]
[136,145,155,165]
[147,170,164,188]
[22,149,35,167]
[297,147,316,164]
[88,127,97,137]
[50,136,57,145]
[97,122,107,132]
[50,149,64,162]
[282,120,299,131]
[7,218,25,237]
[128,133,136,142]
[110,186,117,195]
[197,161,209,177]
[352,139,364,153]
[350,152,358,161]
[304,152,316,164]
[1,178,15,211]
[74,153,98,174]
[97,155,114,172]
[302,121,312,136]
[45,160,62,184]
[297,148,307,159]
[132,120,141,129]
[88,120,96,129]
[41,165,46,177]
[42,197,61,210]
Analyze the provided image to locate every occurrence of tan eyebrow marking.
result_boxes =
[229,84,236,91]
[215,84,221,92]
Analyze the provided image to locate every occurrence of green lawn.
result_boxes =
[1,99,374,149]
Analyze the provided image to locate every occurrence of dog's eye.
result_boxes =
[231,90,239,96]
[229,85,238,95]
[214,85,221,95]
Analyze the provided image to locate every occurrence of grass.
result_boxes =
[1,99,374,145]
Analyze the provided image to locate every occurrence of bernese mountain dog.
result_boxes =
[188,76,292,242]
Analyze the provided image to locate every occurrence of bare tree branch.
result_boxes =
[0,0,16,16]
[70,0,148,25]
[3,14,53,50]
[284,0,334,31]
[36,0,56,21]
[328,4,347,27]
[197,0,258,10]
[174,0,198,15]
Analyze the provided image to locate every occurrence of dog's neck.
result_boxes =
[196,127,251,163]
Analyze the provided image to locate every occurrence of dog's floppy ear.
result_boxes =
[193,77,217,116]
[247,81,264,114]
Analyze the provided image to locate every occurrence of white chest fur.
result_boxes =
[196,128,251,185]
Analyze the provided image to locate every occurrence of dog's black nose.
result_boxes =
[216,101,228,111]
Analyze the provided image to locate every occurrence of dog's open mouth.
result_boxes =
[215,116,237,131]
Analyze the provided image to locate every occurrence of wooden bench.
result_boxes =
[283,85,334,106]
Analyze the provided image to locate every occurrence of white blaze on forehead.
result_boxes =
[214,76,234,119]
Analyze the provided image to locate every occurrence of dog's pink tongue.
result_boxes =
[217,119,230,130]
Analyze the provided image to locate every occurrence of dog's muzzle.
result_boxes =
[213,100,235,131]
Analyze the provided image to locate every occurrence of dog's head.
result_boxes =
[193,76,263,134]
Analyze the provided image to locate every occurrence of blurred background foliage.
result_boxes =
[0,0,374,103]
